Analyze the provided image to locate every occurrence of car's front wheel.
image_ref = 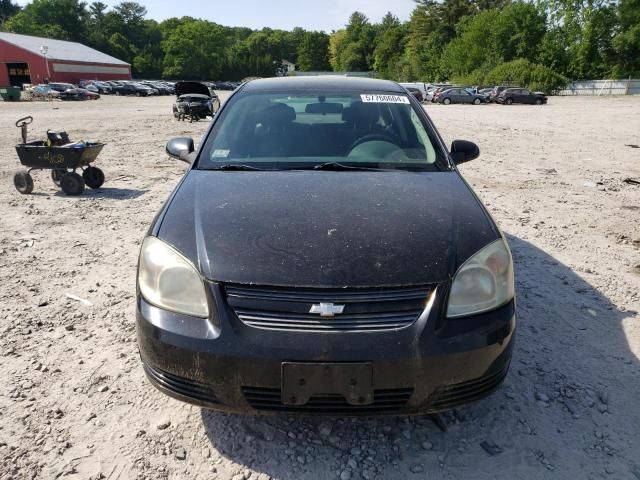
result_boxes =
[473,98,481,105]
[535,98,543,105]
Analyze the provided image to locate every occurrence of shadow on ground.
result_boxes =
[200,234,639,480]
[53,187,147,199]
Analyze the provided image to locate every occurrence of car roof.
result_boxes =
[241,76,405,94]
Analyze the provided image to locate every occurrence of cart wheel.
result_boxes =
[51,169,66,186]
[83,167,105,189]
[14,171,34,194]
[60,172,85,196]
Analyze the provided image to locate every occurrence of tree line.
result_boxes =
[1,0,639,91]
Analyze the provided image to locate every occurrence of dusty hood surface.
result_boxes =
[157,170,498,287]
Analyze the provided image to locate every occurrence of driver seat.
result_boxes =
[343,101,399,150]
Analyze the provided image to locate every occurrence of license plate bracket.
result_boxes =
[281,362,373,406]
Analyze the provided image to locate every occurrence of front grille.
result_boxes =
[224,284,432,332]
[428,365,509,411]
[242,387,413,414]
[143,364,219,404]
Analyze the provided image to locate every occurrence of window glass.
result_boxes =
[199,92,445,171]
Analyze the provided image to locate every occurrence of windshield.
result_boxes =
[198,91,446,171]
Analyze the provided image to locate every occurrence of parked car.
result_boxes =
[478,88,493,101]
[435,88,485,105]
[88,81,112,94]
[48,82,76,93]
[59,88,91,101]
[112,83,152,96]
[137,77,516,415]
[405,86,424,102]
[488,85,517,103]
[172,81,219,122]
[77,88,100,100]
[496,88,547,105]
[144,81,172,95]
[428,84,454,102]
[400,82,428,99]
[130,82,157,95]
[31,84,60,100]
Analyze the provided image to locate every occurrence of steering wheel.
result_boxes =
[348,133,398,153]
[15,116,33,127]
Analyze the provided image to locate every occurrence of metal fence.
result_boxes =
[557,79,640,96]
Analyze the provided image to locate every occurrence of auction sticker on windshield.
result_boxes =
[361,94,410,104]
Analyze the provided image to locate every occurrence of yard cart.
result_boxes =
[13,116,106,196]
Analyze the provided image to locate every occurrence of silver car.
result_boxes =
[435,88,485,105]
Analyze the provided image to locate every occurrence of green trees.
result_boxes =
[162,20,227,80]
[483,59,568,92]
[0,0,638,82]
[297,31,330,71]
[0,0,20,26]
[612,0,640,77]
[4,0,88,41]
[328,12,376,71]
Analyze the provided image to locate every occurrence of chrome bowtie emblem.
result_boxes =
[309,303,345,317]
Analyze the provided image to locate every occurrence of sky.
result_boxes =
[16,0,417,31]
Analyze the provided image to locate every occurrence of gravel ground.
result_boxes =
[0,94,639,480]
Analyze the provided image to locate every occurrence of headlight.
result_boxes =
[138,237,209,318]
[447,239,514,318]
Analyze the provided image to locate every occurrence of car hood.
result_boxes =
[157,170,498,287]
[175,81,211,97]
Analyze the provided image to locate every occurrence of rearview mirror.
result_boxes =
[166,137,195,163]
[450,140,480,164]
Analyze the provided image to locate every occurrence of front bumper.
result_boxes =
[137,284,515,415]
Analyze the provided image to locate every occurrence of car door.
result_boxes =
[520,89,534,104]
[450,89,463,103]
[461,90,474,104]
[516,89,527,104]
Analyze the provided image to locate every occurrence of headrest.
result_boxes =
[305,102,343,114]
[257,102,296,125]
[342,101,379,126]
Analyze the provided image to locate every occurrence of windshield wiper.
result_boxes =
[310,162,390,172]
[212,164,264,171]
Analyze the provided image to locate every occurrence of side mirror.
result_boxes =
[450,140,480,164]
[166,137,195,163]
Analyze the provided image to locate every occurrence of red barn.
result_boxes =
[0,32,131,87]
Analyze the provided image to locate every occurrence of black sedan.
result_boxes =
[435,88,485,105]
[497,88,547,105]
[137,77,516,415]
[112,83,152,96]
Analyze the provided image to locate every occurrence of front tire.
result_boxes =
[60,172,85,196]
[14,171,34,194]
[473,98,481,105]
[535,98,543,105]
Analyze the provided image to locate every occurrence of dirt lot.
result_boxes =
[1,94,639,480]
